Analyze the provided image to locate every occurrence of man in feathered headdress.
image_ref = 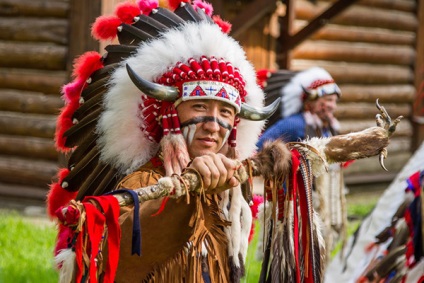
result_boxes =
[257,67,351,259]
[47,1,401,282]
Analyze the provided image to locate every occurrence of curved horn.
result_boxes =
[126,64,179,101]
[239,97,281,121]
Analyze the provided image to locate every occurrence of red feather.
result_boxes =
[212,15,231,34]
[72,51,103,81]
[256,69,272,88]
[46,168,77,218]
[115,2,141,24]
[166,0,187,11]
[55,100,80,151]
[193,0,213,16]
[91,15,122,40]
[137,0,159,14]
[248,194,264,242]
[61,78,85,104]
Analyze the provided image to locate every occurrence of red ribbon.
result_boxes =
[73,196,121,283]
[290,150,301,283]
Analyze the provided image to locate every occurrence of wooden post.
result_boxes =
[277,0,294,69]
[412,0,424,151]
[67,0,101,78]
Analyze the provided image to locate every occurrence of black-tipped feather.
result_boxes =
[62,147,100,191]
[118,23,154,45]
[81,77,109,100]
[103,45,137,65]
[133,15,167,36]
[195,6,214,24]
[64,107,102,147]
[67,132,97,168]
[73,89,105,121]
[149,7,185,27]
[76,163,111,199]
[174,3,203,22]
[92,167,121,196]
[88,63,119,82]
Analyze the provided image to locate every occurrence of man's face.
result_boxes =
[310,94,338,122]
[176,99,236,158]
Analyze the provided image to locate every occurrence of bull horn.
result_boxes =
[239,97,281,121]
[126,64,179,101]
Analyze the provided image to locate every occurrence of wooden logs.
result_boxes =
[0,134,57,160]
[339,84,415,103]
[339,119,412,137]
[0,68,66,94]
[335,102,410,120]
[0,89,62,114]
[0,0,69,18]
[294,22,415,46]
[0,182,49,201]
[291,61,414,84]
[0,18,68,44]
[0,41,66,70]
[0,112,56,138]
[296,0,417,31]
[292,40,415,65]
[0,155,58,188]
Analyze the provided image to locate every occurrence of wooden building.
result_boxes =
[0,0,423,206]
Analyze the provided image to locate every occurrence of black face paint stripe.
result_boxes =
[180,116,233,131]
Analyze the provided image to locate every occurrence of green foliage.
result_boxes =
[0,211,58,283]
[243,221,262,282]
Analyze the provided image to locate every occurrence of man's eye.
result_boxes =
[221,108,234,116]
[193,104,206,109]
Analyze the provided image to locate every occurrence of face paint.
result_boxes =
[180,116,233,149]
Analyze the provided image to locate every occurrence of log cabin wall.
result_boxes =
[290,0,417,184]
[229,0,418,185]
[0,0,69,206]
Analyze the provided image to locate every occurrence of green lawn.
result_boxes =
[0,211,59,283]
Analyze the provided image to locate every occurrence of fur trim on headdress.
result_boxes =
[97,21,265,174]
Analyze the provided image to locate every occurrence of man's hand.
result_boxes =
[189,153,241,193]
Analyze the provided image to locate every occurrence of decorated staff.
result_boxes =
[47,0,401,282]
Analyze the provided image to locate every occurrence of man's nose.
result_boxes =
[202,118,221,132]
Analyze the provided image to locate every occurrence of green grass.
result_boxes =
[0,211,59,283]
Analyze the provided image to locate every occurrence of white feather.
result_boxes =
[55,248,76,283]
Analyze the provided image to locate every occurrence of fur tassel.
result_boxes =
[137,0,159,14]
[72,51,103,80]
[55,248,76,283]
[115,2,141,24]
[252,139,291,183]
[91,15,122,40]
[192,0,213,16]
[160,134,190,176]
[212,15,231,34]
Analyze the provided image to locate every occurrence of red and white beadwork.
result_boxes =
[181,80,241,112]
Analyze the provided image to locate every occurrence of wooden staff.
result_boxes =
[113,159,261,207]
